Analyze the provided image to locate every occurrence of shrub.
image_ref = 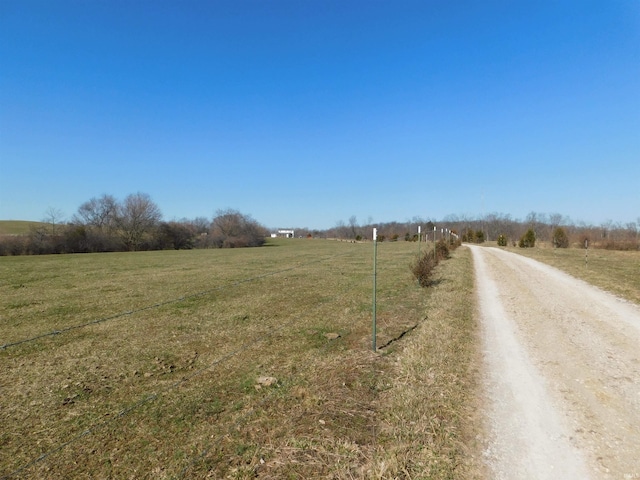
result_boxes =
[497,234,507,247]
[519,228,536,248]
[210,209,267,248]
[435,239,450,261]
[552,227,569,248]
[411,250,438,287]
[449,230,460,248]
[0,236,28,256]
[602,239,639,251]
[475,230,485,243]
[159,222,195,250]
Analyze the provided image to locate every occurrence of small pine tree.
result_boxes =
[411,250,438,287]
[552,227,569,248]
[435,239,450,261]
[497,234,507,246]
[475,230,485,243]
[519,228,536,248]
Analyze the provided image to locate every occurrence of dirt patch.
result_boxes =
[470,246,640,479]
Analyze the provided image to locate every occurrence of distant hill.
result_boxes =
[0,220,47,235]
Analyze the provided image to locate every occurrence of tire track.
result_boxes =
[470,246,640,479]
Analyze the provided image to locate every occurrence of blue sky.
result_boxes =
[1,1,638,229]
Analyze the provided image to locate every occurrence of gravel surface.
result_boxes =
[469,245,640,480]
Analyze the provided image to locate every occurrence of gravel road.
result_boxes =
[469,245,640,480]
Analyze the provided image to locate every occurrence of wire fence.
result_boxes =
[0,251,352,350]
[1,248,376,479]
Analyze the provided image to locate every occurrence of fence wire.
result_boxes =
[1,251,352,350]
[1,249,368,479]
[176,276,371,478]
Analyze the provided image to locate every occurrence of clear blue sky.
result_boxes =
[1,1,638,230]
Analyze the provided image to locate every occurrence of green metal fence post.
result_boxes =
[372,227,377,352]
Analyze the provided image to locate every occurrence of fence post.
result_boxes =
[585,239,588,268]
[372,228,377,352]
[434,225,437,258]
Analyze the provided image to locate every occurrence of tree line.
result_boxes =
[0,193,267,256]
[1,201,637,256]
[320,212,639,251]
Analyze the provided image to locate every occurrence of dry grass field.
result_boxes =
[0,239,481,479]
[500,243,640,305]
[0,221,45,236]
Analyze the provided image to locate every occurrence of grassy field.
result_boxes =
[0,220,46,236]
[499,242,640,305]
[0,239,481,479]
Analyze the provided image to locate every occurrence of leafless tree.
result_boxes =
[210,209,266,248]
[43,207,64,235]
[116,193,162,251]
[74,194,118,231]
[190,217,211,235]
[332,220,350,239]
[348,215,359,239]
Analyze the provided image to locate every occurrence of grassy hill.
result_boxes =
[0,220,46,235]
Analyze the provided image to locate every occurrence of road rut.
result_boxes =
[469,246,640,479]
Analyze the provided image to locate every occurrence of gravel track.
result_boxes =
[469,245,640,480]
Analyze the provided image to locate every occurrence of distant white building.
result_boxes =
[271,229,295,238]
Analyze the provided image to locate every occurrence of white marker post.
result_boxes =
[434,225,437,258]
[372,228,378,352]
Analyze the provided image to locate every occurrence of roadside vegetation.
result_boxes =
[411,238,461,287]
[0,238,481,479]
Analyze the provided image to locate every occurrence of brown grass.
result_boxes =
[1,239,481,479]
[373,246,484,479]
[0,220,46,236]
[500,242,640,305]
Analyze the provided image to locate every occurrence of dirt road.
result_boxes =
[469,246,640,480]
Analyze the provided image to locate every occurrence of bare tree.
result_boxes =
[190,217,211,235]
[348,215,359,239]
[43,207,64,235]
[526,211,547,241]
[333,220,350,239]
[116,193,162,251]
[210,209,266,248]
[74,194,118,231]
[548,213,564,227]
